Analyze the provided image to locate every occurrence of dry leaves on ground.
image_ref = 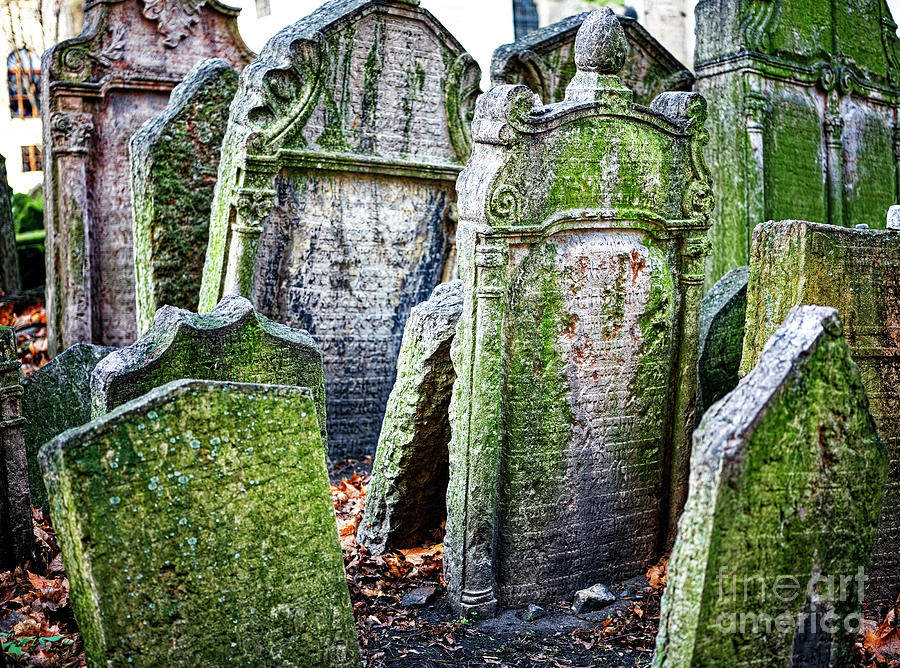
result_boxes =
[858,601,900,667]
[0,300,49,376]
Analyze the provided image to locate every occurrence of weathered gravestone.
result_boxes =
[656,306,888,668]
[695,0,900,289]
[491,11,694,107]
[445,9,714,617]
[198,0,481,459]
[696,266,748,415]
[131,58,239,336]
[0,326,33,568]
[43,0,253,353]
[90,294,327,447]
[0,154,20,295]
[740,220,900,604]
[40,379,360,667]
[22,344,116,511]
[358,280,462,554]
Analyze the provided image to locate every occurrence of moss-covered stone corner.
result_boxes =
[655,306,888,668]
[39,379,360,667]
[21,344,115,511]
[90,295,328,450]
[0,153,20,294]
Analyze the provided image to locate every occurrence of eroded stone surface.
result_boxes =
[358,280,462,554]
[656,306,887,667]
[446,9,713,617]
[740,220,900,604]
[697,266,748,415]
[43,0,253,353]
[130,57,239,335]
[22,343,115,511]
[0,155,19,295]
[198,0,481,459]
[40,379,360,666]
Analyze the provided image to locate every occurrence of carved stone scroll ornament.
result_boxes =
[49,112,94,155]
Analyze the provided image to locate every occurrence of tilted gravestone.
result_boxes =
[22,343,116,511]
[198,0,481,459]
[40,379,360,666]
[696,266,748,415]
[359,280,462,554]
[656,306,888,668]
[445,9,714,617]
[42,0,253,353]
[91,295,327,448]
[491,11,694,107]
[131,58,239,336]
[0,154,20,295]
[740,220,900,604]
[695,0,900,289]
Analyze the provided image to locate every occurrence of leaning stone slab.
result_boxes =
[741,220,900,603]
[696,266,748,415]
[131,58,239,336]
[0,154,19,295]
[655,306,888,668]
[40,379,360,667]
[359,280,462,554]
[21,344,116,511]
[91,295,326,448]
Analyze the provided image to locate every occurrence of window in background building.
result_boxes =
[7,50,41,119]
[513,0,540,39]
[21,145,42,172]
[255,0,271,18]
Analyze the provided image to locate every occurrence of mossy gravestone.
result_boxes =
[0,154,20,295]
[198,0,481,459]
[740,220,900,604]
[446,8,714,617]
[695,0,900,289]
[696,266,748,415]
[130,58,239,336]
[359,280,462,554]
[22,344,115,511]
[491,12,693,107]
[40,379,360,667]
[91,295,327,448]
[655,306,888,668]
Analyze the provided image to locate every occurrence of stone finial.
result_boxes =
[574,8,628,75]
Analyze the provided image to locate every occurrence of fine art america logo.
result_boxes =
[714,568,867,635]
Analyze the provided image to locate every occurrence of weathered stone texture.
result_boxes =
[656,306,887,667]
[740,220,900,604]
[40,379,360,667]
[491,12,694,107]
[695,0,900,288]
[358,280,462,554]
[43,0,253,353]
[21,344,116,511]
[130,57,239,336]
[696,266,748,415]
[0,155,20,295]
[446,9,713,617]
[198,0,481,459]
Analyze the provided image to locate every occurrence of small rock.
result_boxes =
[571,583,616,614]
[524,604,546,621]
[402,584,437,607]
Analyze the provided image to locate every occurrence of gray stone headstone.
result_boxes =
[0,154,20,295]
[697,266,749,415]
[40,379,360,666]
[359,280,462,554]
[655,306,888,668]
[21,343,116,511]
[198,0,482,460]
[446,9,713,617]
[130,58,239,336]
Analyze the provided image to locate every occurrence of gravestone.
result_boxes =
[740,219,900,604]
[656,306,888,667]
[40,379,360,667]
[358,280,462,554]
[697,266,748,414]
[446,9,714,617]
[131,58,239,336]
[0,154,20,295]
[22,343,116,511]
[198,0,481,459]
[0,326,32,568]
[695,0,900,289]
[43,0,253,354]
[91,295,327,448]
[492,12,694,107]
